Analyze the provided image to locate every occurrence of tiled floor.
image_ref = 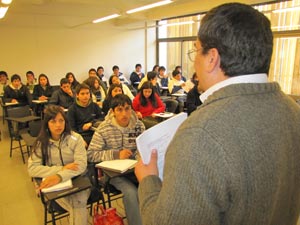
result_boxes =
[0,119,127,225]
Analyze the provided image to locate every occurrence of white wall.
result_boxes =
[0,23,156,85]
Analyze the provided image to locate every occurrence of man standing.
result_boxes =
[135,3,300,225]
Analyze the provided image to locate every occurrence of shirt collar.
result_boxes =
[200,73,268,103]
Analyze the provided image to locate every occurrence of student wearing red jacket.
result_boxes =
[132,81,165,129]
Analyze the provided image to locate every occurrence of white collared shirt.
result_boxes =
[200,73,268,103]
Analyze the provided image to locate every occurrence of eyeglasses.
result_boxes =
[187,48,201,62]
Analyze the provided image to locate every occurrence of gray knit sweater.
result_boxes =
[87,110,145,162]
[138,82,300,225]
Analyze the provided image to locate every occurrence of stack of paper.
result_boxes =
[96,159,137,173]
[41,179,73,193]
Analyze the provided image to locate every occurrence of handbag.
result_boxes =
[93,205,124,225]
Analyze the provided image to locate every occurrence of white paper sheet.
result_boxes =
[136,112,187,180]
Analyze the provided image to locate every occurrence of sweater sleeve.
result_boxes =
[138,126,230,225]
[87,128,119,162]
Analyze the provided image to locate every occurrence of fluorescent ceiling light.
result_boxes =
[126,0,173,14]
[92,14,120,23]
[0,6,8,19]
[2,0,12,4]
[273,6,300,13]
[159,21,195,27]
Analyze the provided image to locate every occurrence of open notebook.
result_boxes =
[41,179,73,193]
[96,159,137,173]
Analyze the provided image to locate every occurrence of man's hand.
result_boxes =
[119,149,133,159]
[135,149,158,182]
[39,174,61,190]
[63,162,79,171]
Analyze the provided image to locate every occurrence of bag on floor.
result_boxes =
[93,205,124,225]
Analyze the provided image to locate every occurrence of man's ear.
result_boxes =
[206,48,220,73]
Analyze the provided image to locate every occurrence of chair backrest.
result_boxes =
[7,105,32,118]
[28,120,41,137]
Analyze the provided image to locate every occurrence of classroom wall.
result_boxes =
[0,23,156,85]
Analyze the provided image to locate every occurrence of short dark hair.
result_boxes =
[60,78,69,86]
[89,68,97,74]
[26,71,34,77]
[75,83,90,94]
[158,66,166,72]
[0,71,8,78]
[135,64,142,68]
[112,65,119,71]
[110,94,132,110]
[198,3,273,76]
[172,70,181,77]
[147,71,157,81]
[11,74,21,82]
[97,66,104,71]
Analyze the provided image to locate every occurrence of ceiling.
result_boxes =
[0,0,280,30]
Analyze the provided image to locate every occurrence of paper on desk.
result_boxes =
[136,112,187,180]
[41,179,73,193]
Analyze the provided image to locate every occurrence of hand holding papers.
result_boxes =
[96,159,138,173]
[41,179,73,193]
[136,112,187,180]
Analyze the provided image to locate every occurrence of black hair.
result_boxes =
[175,66,182,71]
[0,71,8,78]
[152,65,159,71]
[172,70,181,77]
[11,74,21,82]
[109,75,119,86]
[112,65,119,71]
[31,105,71,164]
[26,71,34,77]
[105,83,123,102]
[60,78,69,86]
[38,73,50,86]
[158,66,166,72]
[147,71,157,81]
[198,3,273,76]
[135,64,142,68]
[139,81,157,108]
[110,94,132,110]
[89,68,97,74]
[97,66,104,71]
[75,83,91,95]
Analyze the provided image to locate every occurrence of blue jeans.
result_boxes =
[110,176,142,225]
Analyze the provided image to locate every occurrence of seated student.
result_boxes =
[84,77,107,108]
[67,83,104,146]
[32,73,54,116]
[66,72,80,92]
[130,64,145,90]
[157,66,169,96]
[26,71,37,94]
[28,105,89,225]
[186,80,202,116]
[168,70,186,112]
[49,78,76,110]
[152,64,159,74]
[102,83,123,116]
[88,94,145,225]
[147,71,178,113]
[111,65,130,85]
[174,65,187,82]
[109,75,134,100]
[0,70,9,95]
[96,66,108,86]
[4,74,32,106]
[132,81,165,129]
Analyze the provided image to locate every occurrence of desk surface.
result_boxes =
[101,168,135,178]
[36,176,91,201]
[32,100,48,104]
[6,115,40,123]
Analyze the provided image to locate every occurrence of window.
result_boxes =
[157,0,300,95]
